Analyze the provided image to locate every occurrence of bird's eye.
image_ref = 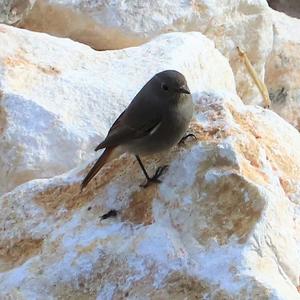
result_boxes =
[161,83,169,91]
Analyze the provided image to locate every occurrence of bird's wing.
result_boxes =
[95,79,164,151]
[95,107,161,151]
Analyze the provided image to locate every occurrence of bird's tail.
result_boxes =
[81,147,115,190]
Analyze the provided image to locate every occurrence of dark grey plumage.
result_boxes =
[81,70,193,189]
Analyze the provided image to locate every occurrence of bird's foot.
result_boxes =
[140,165,169,188]
[178,133,196,145]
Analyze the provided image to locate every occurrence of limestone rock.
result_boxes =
[20,0,273,106]
[0,24,235,194]
[0,0,36,25]
[1,91,300,299]
[266,10,300,129]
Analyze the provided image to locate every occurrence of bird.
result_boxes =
[81,70,193,190]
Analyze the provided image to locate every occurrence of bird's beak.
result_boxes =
[177,86,191,94]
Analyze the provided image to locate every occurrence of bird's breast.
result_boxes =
[125,96,193,156]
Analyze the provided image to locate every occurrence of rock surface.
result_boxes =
[0,24,235,194]
[0,0,36,25]
[20,0,273,106]
[265,10,300,130]
[1,90,300,299]
[1,3,300,299]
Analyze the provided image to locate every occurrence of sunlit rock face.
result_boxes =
[1,3,300,299]
[265,10,300,130]
[1,90,300,299]
[19,0,273,106]
[0,24,235,194]
[0,0,36,25]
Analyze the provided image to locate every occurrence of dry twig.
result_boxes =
[237,46,271,109]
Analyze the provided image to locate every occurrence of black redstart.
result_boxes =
[81,70,193,189]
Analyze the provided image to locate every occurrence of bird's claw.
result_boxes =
[140,165,169,188]
[154,165,169,178]
[179,133,196,145]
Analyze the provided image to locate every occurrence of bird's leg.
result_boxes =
[135,155,150,180]
[178,133,196,145]
[135,155,168,188]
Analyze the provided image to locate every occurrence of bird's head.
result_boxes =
[154,70,191,98]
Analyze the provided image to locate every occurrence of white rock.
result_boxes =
[0,24,235,194]
[0,0,36,25]
[266,10,300,129]
[1,92,300,299]
[20,0,273,105]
